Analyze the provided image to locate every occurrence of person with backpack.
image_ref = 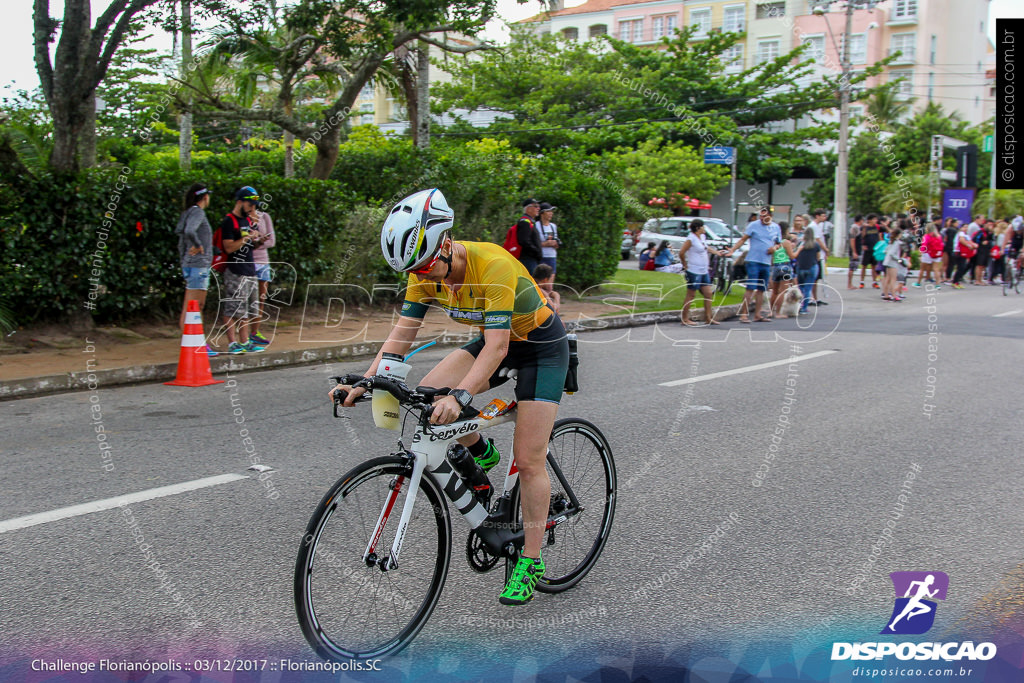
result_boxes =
[175,183,215,355]
[505,198,543,275]
[219,186,267,354]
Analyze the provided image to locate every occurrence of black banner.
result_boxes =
[996,18,1023,189]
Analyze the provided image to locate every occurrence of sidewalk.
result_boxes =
[0,297,743,400]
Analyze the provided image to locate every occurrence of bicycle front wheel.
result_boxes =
[294,456,451,660]
[511,418,616,593]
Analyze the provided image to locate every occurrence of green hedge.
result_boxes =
[1,139,624,324]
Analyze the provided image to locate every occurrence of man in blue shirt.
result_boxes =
[727,207,782,323]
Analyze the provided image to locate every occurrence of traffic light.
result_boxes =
[956,144,978,188]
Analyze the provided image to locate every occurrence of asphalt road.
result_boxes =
[2,283,1023,681]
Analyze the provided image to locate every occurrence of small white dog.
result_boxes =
[778,286,803,317]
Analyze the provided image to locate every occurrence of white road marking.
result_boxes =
[993,310,1022,318]
[0,473,248,534]
[659,350,838,387]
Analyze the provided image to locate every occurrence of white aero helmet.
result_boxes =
[380,188,454,272]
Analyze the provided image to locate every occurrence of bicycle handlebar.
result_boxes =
[330,375,480,422]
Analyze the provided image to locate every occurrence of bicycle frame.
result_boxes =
[364,405,520,571]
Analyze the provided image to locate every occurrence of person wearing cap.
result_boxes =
[219,186,267,354]
[516,198,544,275]
[175,183,214,345]
[536,202,561,272]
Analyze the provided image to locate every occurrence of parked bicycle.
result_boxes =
[293,372,616,660]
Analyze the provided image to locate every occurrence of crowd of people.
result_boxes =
[175,184,276,356]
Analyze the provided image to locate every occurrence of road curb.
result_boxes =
[0,305,741,401]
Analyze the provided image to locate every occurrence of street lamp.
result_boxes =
[812,1,875,258]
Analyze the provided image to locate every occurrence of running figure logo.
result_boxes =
[881,571,949,635]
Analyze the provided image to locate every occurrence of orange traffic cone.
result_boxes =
[164,300,223,387]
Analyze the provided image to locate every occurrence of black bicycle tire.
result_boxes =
[294,456,451,660]
[508,417,616,594]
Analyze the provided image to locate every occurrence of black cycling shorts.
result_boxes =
[461,309,568,404]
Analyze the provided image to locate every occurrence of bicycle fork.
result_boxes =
[363,453,490,572]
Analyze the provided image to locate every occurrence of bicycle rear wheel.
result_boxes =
[510,418,616,593]
[294,456,451,660]
[1003,260,1014,295]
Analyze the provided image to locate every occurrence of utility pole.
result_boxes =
[832,0,856,258]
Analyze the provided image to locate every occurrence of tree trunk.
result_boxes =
[415,41,430,149]
[284,101,294,177]
[284,130,295,177]
[178,0,193,171]
[78,90,97,167]
[310,129,342,179]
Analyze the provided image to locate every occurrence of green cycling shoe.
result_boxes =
[499,554,544,606]
[474,438,500,473]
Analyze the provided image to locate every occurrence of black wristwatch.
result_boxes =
[451,389,473,409]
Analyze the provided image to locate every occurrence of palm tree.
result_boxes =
[865,87,912,127]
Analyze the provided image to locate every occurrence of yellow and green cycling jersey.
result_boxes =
[401,241,552,341]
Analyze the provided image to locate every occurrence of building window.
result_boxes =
[360,114,374,125]
[360,83,374,100]
[652,16,664,39]
[803,35,825,62]
[845,33,867,64]
[889,33,916,62]
[562,27,578,40]
[892,0,917,19]
[619,19,643,43]
[757,39,780,64]
[930,34,936,64]
[928,71,934,102]
[756,2,785,20]
[724,5,745,33]
[589,24,607,38]
[666,14,677,35]
[890,69,913,97]
[724,43,744,71]
[691,8,711,37]
[360,102,373,113]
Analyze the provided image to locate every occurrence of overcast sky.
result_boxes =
[1,0,1017,93]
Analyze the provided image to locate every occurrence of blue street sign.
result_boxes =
[704,146,736,165]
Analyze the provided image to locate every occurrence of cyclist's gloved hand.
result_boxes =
[430,394,460,425]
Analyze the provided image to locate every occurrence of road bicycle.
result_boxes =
[1002,253,1021,296]
[294,373,616,660]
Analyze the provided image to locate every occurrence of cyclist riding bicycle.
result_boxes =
[331,188,569,606]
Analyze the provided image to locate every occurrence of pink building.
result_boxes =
[792,7,887,91]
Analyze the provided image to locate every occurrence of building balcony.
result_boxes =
[886,15,918,27]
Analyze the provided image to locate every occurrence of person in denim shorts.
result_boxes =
[175,183,214,348]
[727,207,782,323]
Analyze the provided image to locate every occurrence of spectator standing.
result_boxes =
[859,213,882,288]
[220,186,265,354]
[847,215,863,290]
[536,202,560,271]
[881,226,904,301]
[916,222,943,288]
[175,183,216,355]
[249,206,276,346]
[531,263,561,315]
[516,198,544,275]
[990,221,1008,283]
[808,209,831,305]
[941,218,959,282]
[972,220,994,285]
[727,207,781,323]
[769,221,797,318]
[951,223,978,289]
[793,227,820,315]
[678,219,725,326]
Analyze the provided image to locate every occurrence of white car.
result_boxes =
[634,217,749,287]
